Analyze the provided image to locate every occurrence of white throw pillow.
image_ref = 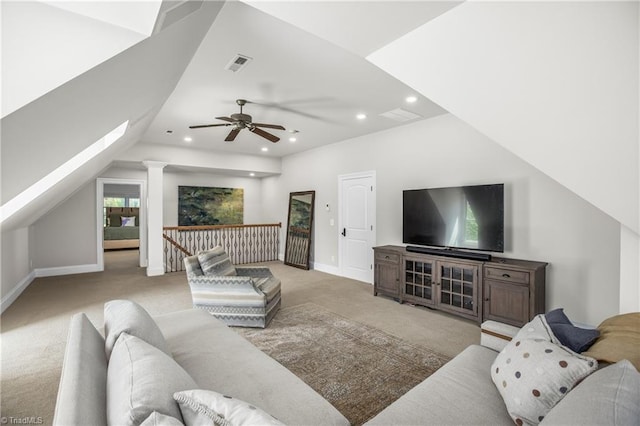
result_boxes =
[107,333,197,426]
[104,299,171,359]
[121,216,136,227]
[174,389,284,426]
[491,315,597,425]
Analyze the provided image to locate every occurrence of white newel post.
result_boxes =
[143,161,167,276]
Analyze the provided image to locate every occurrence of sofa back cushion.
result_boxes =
[540,360,640,425]
[53,313,108,426]
[104,300,171,359]
[197,246,237,277]
[107,333,197,426]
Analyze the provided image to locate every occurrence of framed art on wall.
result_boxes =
[178,186,244,226]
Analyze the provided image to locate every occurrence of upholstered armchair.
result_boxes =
[183,246,281,328]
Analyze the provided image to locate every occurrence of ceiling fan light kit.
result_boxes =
[189,99,285,143]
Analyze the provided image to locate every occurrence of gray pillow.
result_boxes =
[545,308,599,353]
[107,333,197,426]
[197,247,237,277]
[104,300,171,359]
[540,360,640,425]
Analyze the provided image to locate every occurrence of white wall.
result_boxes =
[26,165,267,275]
[263,114,620,326]
[368,1,639,235]
[0,227,32,312]
[163,172,264,226]
[32,182,97,269]
[1,1,146,117]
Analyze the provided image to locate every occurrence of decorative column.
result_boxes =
[143,161,167,276]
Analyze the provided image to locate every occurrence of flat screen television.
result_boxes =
[403,183,504,253]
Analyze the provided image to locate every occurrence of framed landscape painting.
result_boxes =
[178,186,244,226]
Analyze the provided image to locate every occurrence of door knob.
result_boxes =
[341,228,346,237]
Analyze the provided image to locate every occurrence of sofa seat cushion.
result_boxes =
[154,309,349,426]
[253,276,281,302]
[365,345,513,425]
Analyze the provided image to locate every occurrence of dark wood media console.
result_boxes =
[373,245,547,326]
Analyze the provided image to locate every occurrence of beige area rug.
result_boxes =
[235,303,451,425]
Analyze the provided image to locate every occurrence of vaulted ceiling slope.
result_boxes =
[0,1,225,231]
[140,1,448,157]
[369,1,640,234]
[1,1,162,117]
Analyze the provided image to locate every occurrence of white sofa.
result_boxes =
[53,303,349,425]
[366,319,640,425]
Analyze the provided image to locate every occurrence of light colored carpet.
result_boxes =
[236,303,450,425]
[0,250,479,424]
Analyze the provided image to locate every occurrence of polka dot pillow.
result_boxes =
[491,315,598,425]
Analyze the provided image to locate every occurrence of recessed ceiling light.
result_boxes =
[405,96,418,103]
[183,136,192,142]
[289,137,297,142]
[249,173,255,177]
[356,113,367,120]
[261,147,268,152]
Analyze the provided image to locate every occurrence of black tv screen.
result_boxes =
[403,184,504,253]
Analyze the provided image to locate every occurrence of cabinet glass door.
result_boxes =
[438,262,477,314]
[404,258,435,305]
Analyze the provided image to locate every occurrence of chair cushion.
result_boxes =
[198,247,237,277]
[107,333,197,426]
[104,299,171,359]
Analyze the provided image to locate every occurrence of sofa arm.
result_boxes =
[481,321,521,352]
[187,274,262,294]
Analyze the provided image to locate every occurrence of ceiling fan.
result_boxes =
[189,99,285,143]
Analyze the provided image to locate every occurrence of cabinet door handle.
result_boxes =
[384,255,390,259]
[502,273,511,278]
[485,297,490,301]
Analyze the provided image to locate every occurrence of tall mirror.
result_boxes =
[284,190,315,270]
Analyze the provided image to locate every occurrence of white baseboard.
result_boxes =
[146,267,165,276]
[35,263,102,277]
[312,262,340,276]
[1,270,36,314]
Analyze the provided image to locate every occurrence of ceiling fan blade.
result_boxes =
[189,123,232,129]
[252,123,286,130]
[215,116,235,123]
[250,127,280,143]
[225,128,241,142]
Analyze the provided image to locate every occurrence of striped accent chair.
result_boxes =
[183,246,281,328]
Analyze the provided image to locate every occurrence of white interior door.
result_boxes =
[339,171,376,283]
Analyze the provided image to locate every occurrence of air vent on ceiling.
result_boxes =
[154,1,204,34]
[225,54,253,73]
[379,108,422,122]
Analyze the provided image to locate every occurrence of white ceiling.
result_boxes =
[141,0,456,158]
